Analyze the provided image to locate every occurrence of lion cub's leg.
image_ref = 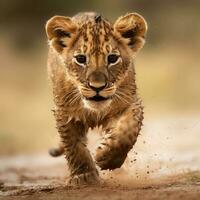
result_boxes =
[55,112,99,185]
[95,104,143,170]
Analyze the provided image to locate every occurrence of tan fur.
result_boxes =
[45,12,147,185]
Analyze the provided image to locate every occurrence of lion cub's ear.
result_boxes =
[45,16,78,53]
[114,13,147,53]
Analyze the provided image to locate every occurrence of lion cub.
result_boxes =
[45,12,147,185]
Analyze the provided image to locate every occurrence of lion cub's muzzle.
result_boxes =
[81,71,116,110]
[86,71,110,102]
[88,71,107,92]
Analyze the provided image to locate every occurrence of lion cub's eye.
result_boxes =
[107,54,119,65]
[74,54,87,65]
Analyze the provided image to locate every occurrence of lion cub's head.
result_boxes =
[46,13,147,111]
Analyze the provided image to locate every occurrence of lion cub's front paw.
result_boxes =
[67,170,100,186]
[95,146,127,170]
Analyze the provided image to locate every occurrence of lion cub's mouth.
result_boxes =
[86,95,110,102]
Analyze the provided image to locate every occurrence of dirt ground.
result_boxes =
[0,154,200,200]
[1,117,200,199]
[1,182,200,200]
[0,158,200,200]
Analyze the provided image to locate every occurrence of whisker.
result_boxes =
[68,93,81,105]
[103,86,115,92]
[114,93,130,104]
[81,87,92,92]
[63,90,79,102]
[115,89,133,102]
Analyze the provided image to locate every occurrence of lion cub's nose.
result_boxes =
[88,72,107,91]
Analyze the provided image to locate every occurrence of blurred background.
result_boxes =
[0,0,200,158]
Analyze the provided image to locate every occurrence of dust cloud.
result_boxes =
[87,114,200,187]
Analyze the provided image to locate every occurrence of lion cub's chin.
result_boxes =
[83,99,112,111]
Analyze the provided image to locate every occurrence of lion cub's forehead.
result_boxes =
[77,17,115,55]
